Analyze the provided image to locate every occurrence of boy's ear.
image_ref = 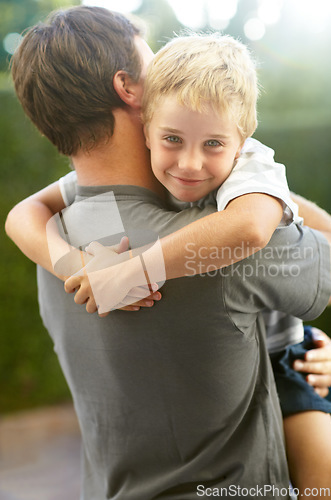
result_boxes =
[143,125,151,149]
[113,70,143,110]
[234,140,245,160]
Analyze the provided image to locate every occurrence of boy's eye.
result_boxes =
[205,139,222,147]
[165,135,182,144]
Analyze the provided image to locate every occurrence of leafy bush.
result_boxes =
[1,89,71,413]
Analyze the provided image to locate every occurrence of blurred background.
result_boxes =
[1,0,331,414]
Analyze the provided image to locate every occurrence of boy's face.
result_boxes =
[145,95,243,202]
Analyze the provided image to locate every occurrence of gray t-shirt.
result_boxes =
[38,184,331,500]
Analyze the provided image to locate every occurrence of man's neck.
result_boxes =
[72,107,165,199]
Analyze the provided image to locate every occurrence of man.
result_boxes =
[5,6,331,499]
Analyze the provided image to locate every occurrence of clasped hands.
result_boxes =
[59,237,162,316]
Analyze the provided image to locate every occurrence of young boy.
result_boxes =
[7,9,331,493]
[63,34,331,492]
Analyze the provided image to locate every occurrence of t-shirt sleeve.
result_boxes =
[59,170,77,207]
[216,138,300,226]
[225,224,331,331]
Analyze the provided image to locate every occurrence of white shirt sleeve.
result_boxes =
[58,170,77,207]
[216,138,301,227]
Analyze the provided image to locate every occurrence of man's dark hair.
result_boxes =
[11,6,142,155]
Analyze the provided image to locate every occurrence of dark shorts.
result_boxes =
[270,326,331,418]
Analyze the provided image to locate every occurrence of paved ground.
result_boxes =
[0,404,81,500]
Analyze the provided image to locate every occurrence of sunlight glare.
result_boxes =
[167,0,238,30]
[82,0,142,14]
[167,0,206,29]
[207,0,238,21]
[258,0,283,25]
[207,0,238,29]
[290,0,331,33]
[244,18,266,41]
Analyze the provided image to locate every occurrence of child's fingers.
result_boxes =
[85,241,104,256]
[118,289,161,308]
[122,297,155,308]
[309,327,331,349]
[73,286,89,305]
[306,372,331,389]
[126,284,159,300]
[116,304,141,312]
[117,236,130,254]
[98,312,111,317]
[313,387,329,398]
[86,297,98,314]
[293,358,331,375]
[112,292,162,312]
[64,276,81,293]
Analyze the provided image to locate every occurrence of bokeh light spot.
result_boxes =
[244,18,266,40]
[3,33,23,55]
[82,0,142,14]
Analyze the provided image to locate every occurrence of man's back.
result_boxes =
[36,185,306,499]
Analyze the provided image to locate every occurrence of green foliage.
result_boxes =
[0,0,80,71]
[134,0,184,52]
[255,125,331,334]
[1,87,72,413]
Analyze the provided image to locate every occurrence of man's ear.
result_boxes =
[113,70,142,110]
[143,125,151,149]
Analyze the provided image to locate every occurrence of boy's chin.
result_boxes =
[172,191,203,203]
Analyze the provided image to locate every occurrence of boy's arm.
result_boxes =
[66,192,283,313]
[5,182,67,276]
[159,192,283,278]
[5,183,161,310]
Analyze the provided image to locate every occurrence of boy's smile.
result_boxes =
[145,95,243,202]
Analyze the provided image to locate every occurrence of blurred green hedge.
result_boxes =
[1,82,331,414]
[1,87,72,413]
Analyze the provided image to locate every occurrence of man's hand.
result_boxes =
[293,328,331,397]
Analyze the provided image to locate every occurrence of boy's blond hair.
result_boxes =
[142,34,259,140]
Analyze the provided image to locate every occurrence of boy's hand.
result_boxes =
[64,239,161,314]
[293,328,331,397]
[65,273,161,315]
[53,247,94,279]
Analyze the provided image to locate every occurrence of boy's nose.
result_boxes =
[177,150,202,172]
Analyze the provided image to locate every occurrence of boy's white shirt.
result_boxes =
[59,138,304,352]
[217,138,301,227]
